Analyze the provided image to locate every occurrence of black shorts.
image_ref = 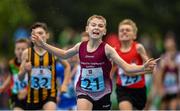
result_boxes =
[116,84,147,110]
[26,97,56,110]
[162,93,178,102]
[11,94,27,110]
[78,93,111,110]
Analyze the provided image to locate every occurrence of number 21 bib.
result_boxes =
[81,67,105,92]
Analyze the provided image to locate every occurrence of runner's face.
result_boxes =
[86,18,106,40]
[15,42,28,61]
[164,38,176,51]
[31,27,49,43]
[118,24,136,41]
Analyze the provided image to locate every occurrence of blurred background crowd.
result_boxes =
[0,0,180,110]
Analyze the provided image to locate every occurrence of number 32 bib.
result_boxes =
[31,68,52,89]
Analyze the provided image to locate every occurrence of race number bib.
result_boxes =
[164,72,177,87]
[12,74,28,93]
[81,67,105,92]
[118,68,141,86]
[31,68,52,89]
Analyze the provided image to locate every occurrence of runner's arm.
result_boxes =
[137,43,149,62]
[31,33,80,59]
[105,44,156,76]
[59,60,71,93]
[18,49,29,81]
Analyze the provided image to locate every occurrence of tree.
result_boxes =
[0,0,34,57]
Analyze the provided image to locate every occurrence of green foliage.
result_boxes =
[0,0,34,57]
[1,0,180,57]
[27,0,180,35]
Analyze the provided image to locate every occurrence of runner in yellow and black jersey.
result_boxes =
[19,22,70,110]
[27,47,57,107]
